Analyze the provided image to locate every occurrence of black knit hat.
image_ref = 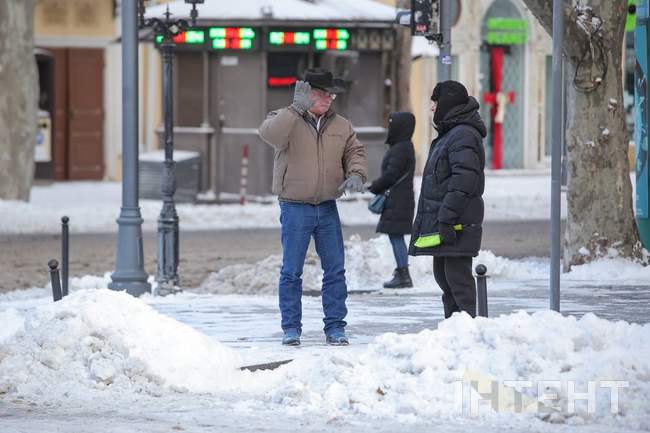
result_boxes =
[431,80,470,123]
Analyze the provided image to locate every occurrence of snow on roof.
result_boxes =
[146,0,398,24]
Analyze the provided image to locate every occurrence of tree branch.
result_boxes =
[520,0,591,63]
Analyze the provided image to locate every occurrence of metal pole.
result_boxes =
[475,264,488,317]
[109,0,151,296]
[438,0,453,82]
[156,41,180,293]
[48,259,63,302]
[550,0,564,312]
[61,216,69,297]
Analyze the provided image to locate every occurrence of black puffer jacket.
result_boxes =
[369,112,416,235]
[409,97,487,257]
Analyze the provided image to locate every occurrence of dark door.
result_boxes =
[52,48,69,180]
[67,49,105,179]
[212,52,270,195]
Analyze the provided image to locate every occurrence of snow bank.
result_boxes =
[200,235,650,295]
[199,236,549,295]
[261,312,650,429]
[1,290,648,429]
[563,257,650,284]
[0,309,24,345]
[0,290,242,401]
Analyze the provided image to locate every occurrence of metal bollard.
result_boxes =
[475,264,488,317]
[61,216,69,297]
[49,259,63,302]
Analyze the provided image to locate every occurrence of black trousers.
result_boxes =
[433,256,476,319]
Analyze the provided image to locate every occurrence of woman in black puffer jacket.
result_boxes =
[369,112,416,289]
[410,81,487,318]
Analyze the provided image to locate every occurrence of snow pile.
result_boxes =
[565,257,650,284]
[262,312,650,429]
[199,236,547,295]
[200,235,650,296]
[0,309,24,345]
[0,290,242,402]
[1,290,648,429]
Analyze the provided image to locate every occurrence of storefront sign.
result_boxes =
[486,18,528,46]
[313,28,350,51]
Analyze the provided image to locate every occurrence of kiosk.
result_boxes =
[147,0,399,197]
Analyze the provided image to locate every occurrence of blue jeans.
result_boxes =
[389,234,409,269]
[279,201,348,335]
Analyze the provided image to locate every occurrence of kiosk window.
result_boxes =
[267,53,308,87]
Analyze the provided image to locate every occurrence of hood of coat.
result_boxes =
[435,97,487,138]
[386,112,416,145]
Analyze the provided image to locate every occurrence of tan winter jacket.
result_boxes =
[259,107,368,205]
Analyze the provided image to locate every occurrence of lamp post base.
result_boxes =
[109,206,151,297]
[156,201,180,293]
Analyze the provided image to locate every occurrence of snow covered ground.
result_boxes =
[0,173,568,234]
[1,287,649,433]
[1,174,646,432]
[1,242,649,431]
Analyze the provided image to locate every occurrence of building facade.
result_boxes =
[34,0,117,180]
[380,0,555,171]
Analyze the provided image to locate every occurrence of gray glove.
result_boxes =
[338,175,365,193]
[291,80,314,115]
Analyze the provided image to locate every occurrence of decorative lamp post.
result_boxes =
[138,0,203,295]
[109,0,151,297]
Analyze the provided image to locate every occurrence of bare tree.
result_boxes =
[0,0,38,201]
[521,0,643,268]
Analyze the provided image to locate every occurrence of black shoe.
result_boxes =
[383,267,413,289]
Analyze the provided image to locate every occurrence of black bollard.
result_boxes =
[61,216,69,297]
[49,259,63,302]
[475,264,488,317]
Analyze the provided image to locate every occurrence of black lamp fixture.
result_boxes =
[185,0,204,26]
[138,0,203,37]
[137,0,203,294]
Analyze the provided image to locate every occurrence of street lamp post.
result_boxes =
[138,0,203,295]
[109,0,151,297]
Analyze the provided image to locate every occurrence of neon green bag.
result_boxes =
[414,224,463,249]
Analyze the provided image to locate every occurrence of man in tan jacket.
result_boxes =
[259,68,368,346]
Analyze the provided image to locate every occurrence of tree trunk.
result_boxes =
[395,0,412,112]
[522,0,643,268]
[0,0,38,201]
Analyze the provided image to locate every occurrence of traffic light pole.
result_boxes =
[549,0,564,312]
[438,0,452,82]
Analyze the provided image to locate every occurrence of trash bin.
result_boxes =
[139,150,201,203]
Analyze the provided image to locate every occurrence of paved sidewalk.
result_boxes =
[150,283,650,367]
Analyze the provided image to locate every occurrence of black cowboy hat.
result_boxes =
[303,68,346,94]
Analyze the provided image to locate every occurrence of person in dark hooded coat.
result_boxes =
[368,112,416,288]
[409,81,487,318]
